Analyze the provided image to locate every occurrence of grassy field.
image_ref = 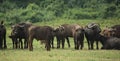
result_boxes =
[0,19,120,61]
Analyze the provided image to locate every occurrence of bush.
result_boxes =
[63,8,99,19]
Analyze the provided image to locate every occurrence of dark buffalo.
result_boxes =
[0,21,7,49]
[9,22,32,49]
[54,24,83,49]
[98,34,120,50]
[54,26,65,48]
[28,25,54,51]
[110,25,120,38]
[74,26,84,50]
[84,23,101,50]
[9,28,19,49]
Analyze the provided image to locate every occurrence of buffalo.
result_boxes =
[84,23,101,50]
[54,24,84,49]
[110,25,120,38]
[74,27,84,50]
[9,22,32,49]
[102,27,112,38]
[0,21,7,49]
[9,27,19,49]
[54,26,65,48]
[98,34,120,50]
[28,25,54,51]
[102,25,120,38]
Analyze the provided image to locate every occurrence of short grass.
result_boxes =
[0,19,120,61]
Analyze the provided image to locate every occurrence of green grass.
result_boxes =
[0,19,120,61]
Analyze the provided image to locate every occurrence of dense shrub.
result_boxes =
[0,0,120,24]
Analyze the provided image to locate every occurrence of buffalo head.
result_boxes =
[54,26,65,36]
[11,24,25,37]
[87,23,101,33]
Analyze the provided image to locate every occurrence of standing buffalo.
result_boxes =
[84,23,101,50]
[0,21,7,49]
[54,26,65,48]
[9,26,19,49]
[28,25,54,51]
[54,24,84,49]
[98,34,120,50]
[74,27,84,50]
[9,22,32,49]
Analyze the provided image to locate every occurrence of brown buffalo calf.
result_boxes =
[28,25,54,51]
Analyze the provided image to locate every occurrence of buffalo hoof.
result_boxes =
[52,47,54,49]
[57,46,60,49]
[4,46,7,49]
[46,48,51,51]
[62,47,64,49]
[0,47,3,49]
[29,48,33,51]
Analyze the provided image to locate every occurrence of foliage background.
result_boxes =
[0,0,120,24]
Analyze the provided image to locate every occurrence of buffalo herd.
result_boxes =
[0,21,120,51]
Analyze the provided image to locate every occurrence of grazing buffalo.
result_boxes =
[9,22,32,49]
[28,25,54,51]
[84,23,101,50]
[54,24,84,49]
[98,34,120,50]
[0,21,7,49]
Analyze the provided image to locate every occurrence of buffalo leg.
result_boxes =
[90,41,94,50]
[29,36,33,51]
[87,40,90,50]
[15,41,18,49]
[74,37,77,49]
[96,41,99,49]
[57,38,60,48]
[12,39,15,49]
[66,37,70,48]
[0,38,3,49]
[3,35,7,49]
[46,40,51,51]
[51,37,54,48]
[24,38,28,49]
[80,41,83,50]
[62,38,65,49]
[76,40,80,50]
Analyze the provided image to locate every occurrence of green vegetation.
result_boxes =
[0,0,120,24]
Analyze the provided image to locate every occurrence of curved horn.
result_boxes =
[87,23,93,28]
